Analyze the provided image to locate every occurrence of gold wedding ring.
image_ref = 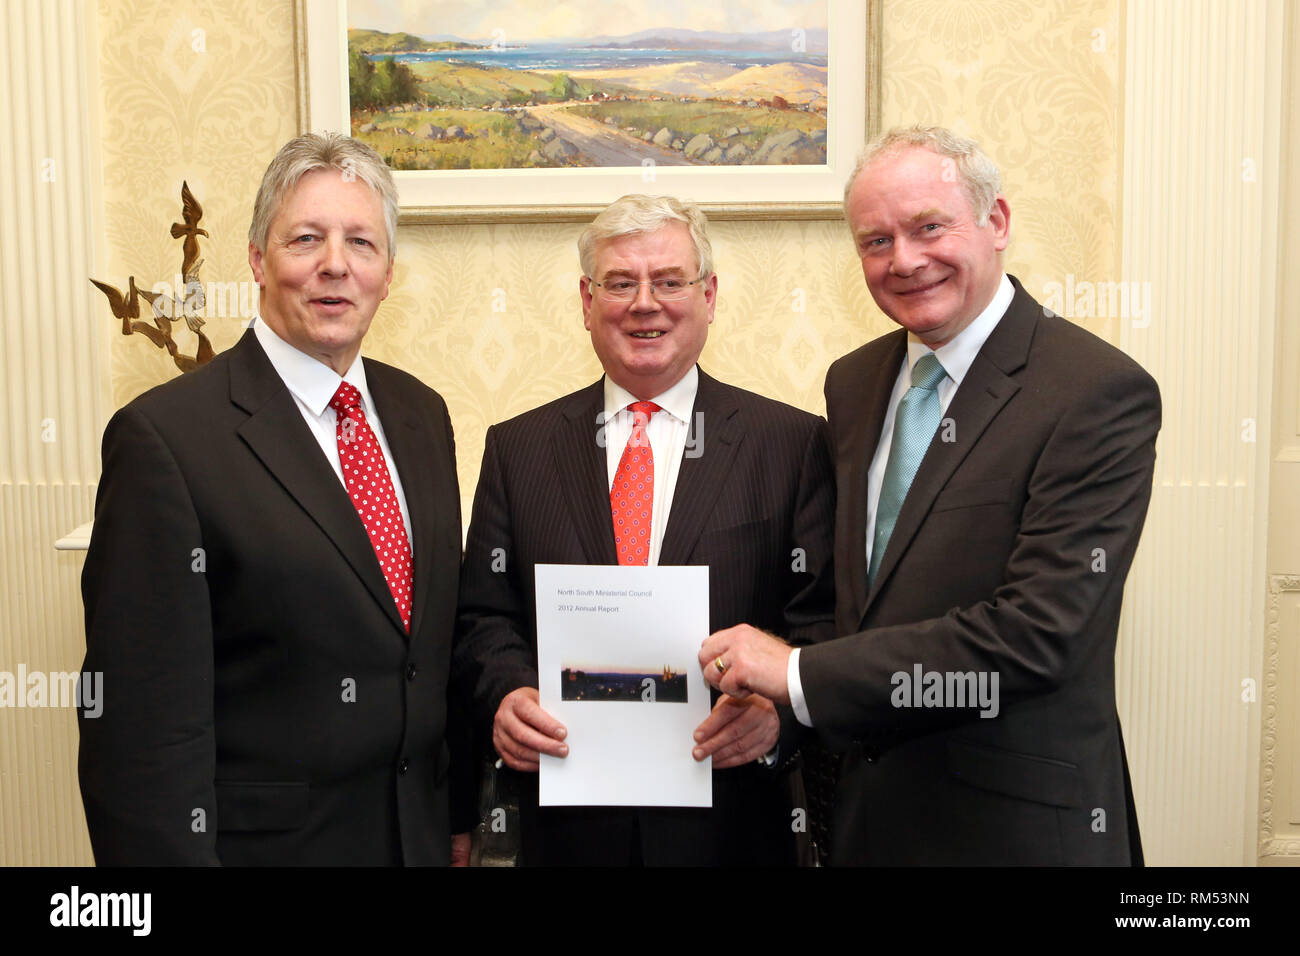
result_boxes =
[714,656,727,675]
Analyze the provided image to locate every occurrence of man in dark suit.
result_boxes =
[454,194,835,865]
[702,126,1160,865]
[79,132,471,865]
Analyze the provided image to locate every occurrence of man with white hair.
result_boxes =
[702,126,1160,865]
[80,132,472,865]
[455,194,835,865]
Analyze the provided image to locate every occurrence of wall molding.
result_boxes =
[1259,574,1300,858]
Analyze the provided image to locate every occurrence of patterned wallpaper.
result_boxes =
[99,0,1119,511]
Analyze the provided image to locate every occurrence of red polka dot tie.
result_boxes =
[611,401,660,566]
[329,382,413,631]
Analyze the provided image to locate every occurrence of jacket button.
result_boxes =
[406,664,417,681]
[397,757,409,775]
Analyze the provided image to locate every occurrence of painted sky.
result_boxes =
[348,0,827,42]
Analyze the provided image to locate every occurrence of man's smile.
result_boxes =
[894,276,949,296]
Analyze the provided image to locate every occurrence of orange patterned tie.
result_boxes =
[329,382,413,631]
[611,401,660,566]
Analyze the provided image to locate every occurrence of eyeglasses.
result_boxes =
[588,275,706,301]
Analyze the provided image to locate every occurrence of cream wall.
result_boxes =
[8,0,1290,866]
[101,0,1119,516]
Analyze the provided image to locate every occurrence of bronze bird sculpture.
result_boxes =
[89,275,172,351]
[91,180,219,373]
[142,259,207,333]
[170,181,209,278]
[135,285,213,372]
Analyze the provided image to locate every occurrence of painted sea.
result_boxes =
[373,45,827,72]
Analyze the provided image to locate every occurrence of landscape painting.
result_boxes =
[346,0,828,171]
[299,1,876,219]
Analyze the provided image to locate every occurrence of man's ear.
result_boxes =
[703,273,718,324]
[988,195,1011,251]
[580,275,594,331]
[248,241,265,285]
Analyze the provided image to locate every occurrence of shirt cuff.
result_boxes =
[789,647,813,727]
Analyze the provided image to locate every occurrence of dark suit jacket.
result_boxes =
[804,277,1160,865]
[78,328,469,865]
[454,368,835,865]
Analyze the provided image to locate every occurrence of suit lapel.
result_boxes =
[862,282,1037,621]
[555,381,619,564]
[228,330,407,637]
[659,368,743,565]
[367,362,444,639]
[844,334,907,623]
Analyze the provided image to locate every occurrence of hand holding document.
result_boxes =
[535,564,711,807]
[493,686,568,773]
[691,693,780,769]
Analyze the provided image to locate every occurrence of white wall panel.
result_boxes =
[1118,0,1285,865]
[0,0,104,866]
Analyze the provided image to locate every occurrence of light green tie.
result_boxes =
[869,352,947,585]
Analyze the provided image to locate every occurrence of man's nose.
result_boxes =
[630,279,659,311]
[889,237,925,277]
[319,234,348,276]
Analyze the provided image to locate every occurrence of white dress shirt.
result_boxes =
[788,274,1015,726]
[602,365,698,567]
[252,317,413,545]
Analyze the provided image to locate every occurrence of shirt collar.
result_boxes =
[905,273,1014,385]
[602,364,699,424]
[252,315,373,417]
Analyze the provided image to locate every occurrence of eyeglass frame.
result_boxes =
[585,273,711,301]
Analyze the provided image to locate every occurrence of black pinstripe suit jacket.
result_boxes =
[453,367,835,865]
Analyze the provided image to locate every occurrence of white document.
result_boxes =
[535,564,712,807]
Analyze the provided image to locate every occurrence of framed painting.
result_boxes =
[295,0,880,222]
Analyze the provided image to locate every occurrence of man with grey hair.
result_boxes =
[455,193,835,865]
[702,125,1160,865]
[80,132,473,865]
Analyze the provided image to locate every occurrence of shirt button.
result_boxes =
[406,664,417,681]
[397,757,409,775]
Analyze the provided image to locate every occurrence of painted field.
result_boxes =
[345,12,830,170]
